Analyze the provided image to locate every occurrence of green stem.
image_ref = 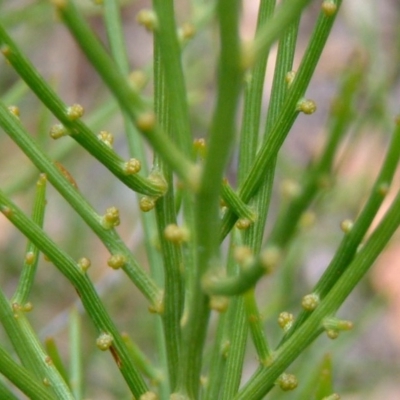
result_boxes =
[52,0,197,188]
[153,37,184,391]
[238,0,276,182]
[0,22,166,198]
[221,182,257,222]
[249,0,312,68]
[69,308,83,399]
[0,289,72,399]
[12,174,47,305]
[152,0,192,155]
[103,1,170,396]
[236,186,400,399]
[244,289,271,363]
[269,55,365,247]
[0,101,161,304]
[220,0,343,240]
[44,338,70,389]
[0,192,149,398]
[0,380,18,400]
[0,344,56,400]
[282,120,400,342]
[178,0,243,396]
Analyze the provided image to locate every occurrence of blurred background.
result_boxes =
[0,0,399,398]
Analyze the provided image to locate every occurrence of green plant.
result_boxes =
[0,0,399,399]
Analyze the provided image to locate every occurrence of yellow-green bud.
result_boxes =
[278,311,294,332]
[285,70,296,87]
[297,98,317,114]
[66,104,84,120]
[78,257,91,272]
[301,293,320,311]
[321,0,337,16]
[340,219,354,233]
[124,158,141,175]
[96,333,113,351]
[277,373,298,391]
[235,218,252,230]
[101,206,120,229]
[50,124,67,139]
[107,254,126,270]
[140,392,158,400]
[98,130,114,148]
[209,296,229,312]
[140,196,156,212]
[164,224,189,244]
[260,246,281,273]
[137,9,158,31]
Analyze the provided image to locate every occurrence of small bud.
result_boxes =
[8,105,20,117]
[140,196,156,212]
[129,70,147,91]
[299,211,316,229]
[377,182,389,196]
[44,356,53,365]
[25,251,36,265]
[78,257,91,272]
[101,206,120,229]
[107,254,126,270]
[178,22,196,44]
[322,0,337,16]
[1,45,11,57]
[137,9,158,31]
[92,0,103,4]
[66,104,84,120]
[50,124,67,139]
[234,246,254,268]
[140,392,158,400]
[164,224,189,244]
[326,329,340,339]
[22,302,33,312]
[0,206,13,217]
[193,138,206,159]
[395,115,400,126]
[323,317,353,331]
[340,219,353,233]
[137,111,156,133]
[235,218,252,230]
[98,131,114,148]
[281,179,301,199]
[297,98,317,114]
[209,296,229,312]
[278,311,294,332]
[301,293,320,311]
[43,378,51,387]
[37,173,47,187]
[260,246,281,273]
[96,333,113,351]
[220,340,230,358]
[285,71,296,87]
[124,158,141,175]
[323,317,353,339]
[277,373,298,391]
